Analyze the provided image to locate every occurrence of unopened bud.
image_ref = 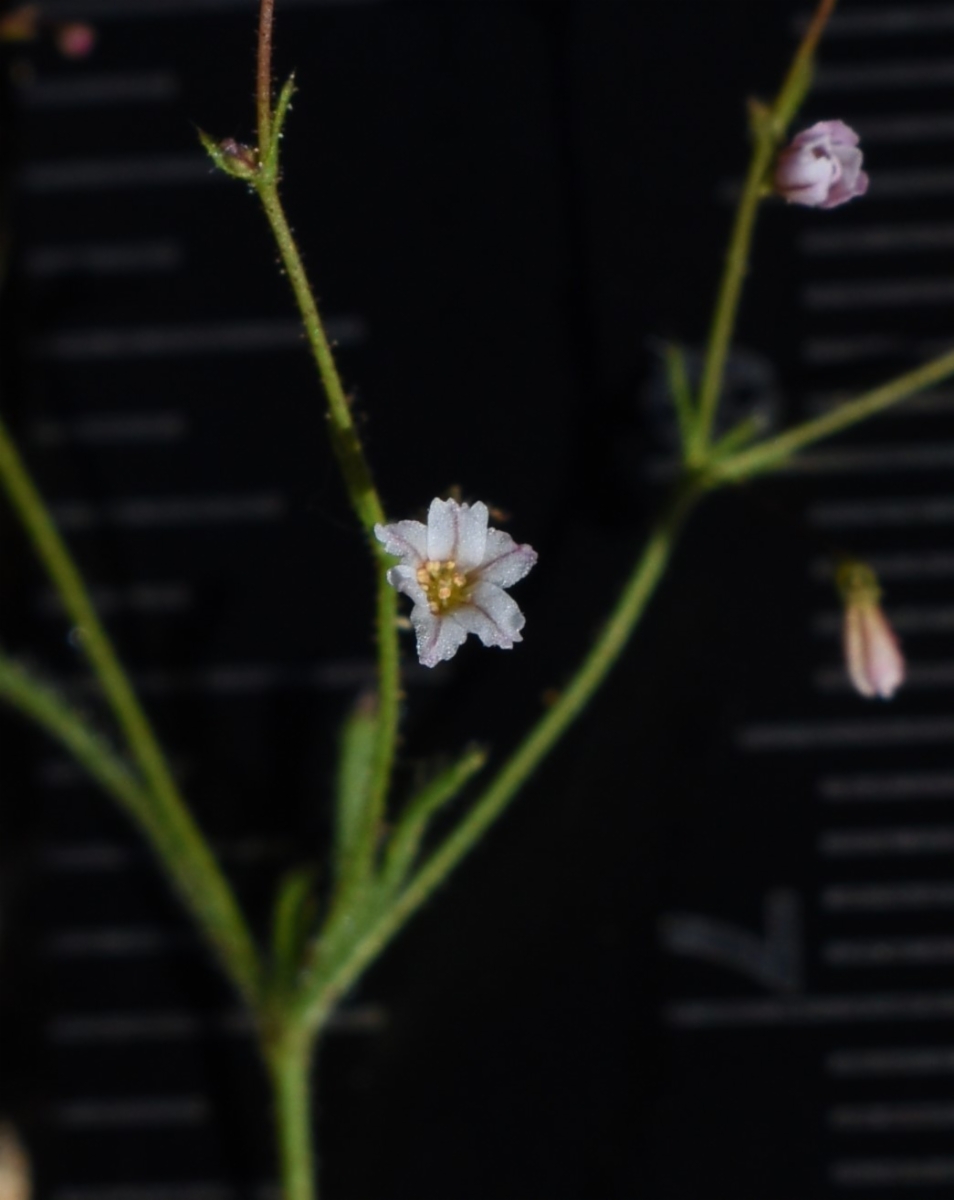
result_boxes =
[836,562,904,700]
[199,132,260,181]
[774,120,868,210]
[55,22,96,59]
[220,138,257,170]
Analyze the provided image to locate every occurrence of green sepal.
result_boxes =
[836,560,881,607]
[197,128,259,181]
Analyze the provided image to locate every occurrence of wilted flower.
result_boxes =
[375,497,537,667]
[837,562,904,700]
[774,120,868,209]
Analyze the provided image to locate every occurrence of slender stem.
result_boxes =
[257,0,276,152]
[691,129,775,460]
[298,481,700,1028]
[267,1029,317,1200]
[692,0,839,460]
[711,345,954,484]
[773,0,838,132]
[0,415,263,1007]
[253,181,400,873]
[0,652,153,823]
[255,187,384,531]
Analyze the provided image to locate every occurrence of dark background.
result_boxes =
[1,1,952,1197]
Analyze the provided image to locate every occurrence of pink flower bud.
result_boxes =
[54,21,96,58]
[774,120,868,209]
[837,563,904,700]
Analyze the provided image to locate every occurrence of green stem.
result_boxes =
[0,416,263,1008]
[253,180,400,879]
[711,345,954,484]
[254,186,384,533]
[691,127,775,460]
[772,0,838,132]
[692,0,839,460]
[298,481,700,1028]
[267,1028,317,1200]
[257,0,276,153]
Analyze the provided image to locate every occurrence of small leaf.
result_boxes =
[333,693,380,891]
[382,745,487,893]
[709,412,767,461]
[662,343,696,459]
[271,865,319,991]
[266,73,297,174]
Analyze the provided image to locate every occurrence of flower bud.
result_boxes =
[55,22,96,59]
[774,120,868,209]
[836,562,904,700]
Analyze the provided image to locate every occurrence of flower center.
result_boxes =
[417,559,470,614]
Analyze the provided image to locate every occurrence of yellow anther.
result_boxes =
[417,558,470,614]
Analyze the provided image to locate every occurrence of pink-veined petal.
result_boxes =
[825,152,868,208]
[463,581,526,648]
[411,608,468,667]
[374,519,428,564]
[818,119,860,148]
[426,497,460,561]
[844,602,904,699]
[844,604,874,697]
[478,529,538,588]
[454,502,489,572]
[387,564,428,608]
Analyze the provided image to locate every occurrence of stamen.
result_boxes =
[416,558,469,613]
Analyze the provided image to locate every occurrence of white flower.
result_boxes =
[374,498,537,667]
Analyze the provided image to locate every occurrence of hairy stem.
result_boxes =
[267,1028,318,1200]
[298,481,700,1028]
[692,0,839,458]
[257,0,276,152]
[252,181,399,887]
[691,128,775,459]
